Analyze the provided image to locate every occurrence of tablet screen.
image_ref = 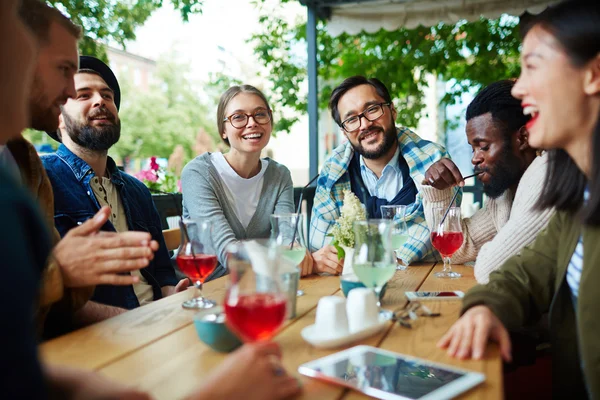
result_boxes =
[311,350,466,399]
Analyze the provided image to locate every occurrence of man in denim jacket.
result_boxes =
[42,56,187,325]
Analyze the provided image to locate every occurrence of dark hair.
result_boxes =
[466,80,530,140]
[525,0,600,225]
[77,68,102,79]
[329,76,393,126]
[19,0,81,44]
[217,85,272,147]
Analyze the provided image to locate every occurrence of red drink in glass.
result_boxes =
[177,254,217,283]
[225,293,287,342]
[431,231,464,257]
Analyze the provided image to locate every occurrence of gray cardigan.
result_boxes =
[181,152,294,278]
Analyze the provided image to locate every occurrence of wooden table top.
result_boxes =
[41,263,502,400]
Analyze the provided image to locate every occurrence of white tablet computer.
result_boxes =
[298,345,485,400]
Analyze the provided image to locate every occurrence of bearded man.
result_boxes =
[309,76,451,269]
[421,80,554,283]
[42,56,188,327]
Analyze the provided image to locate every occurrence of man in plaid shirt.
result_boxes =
[309,76,455,271]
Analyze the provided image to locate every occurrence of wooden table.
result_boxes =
[41,263,503,399]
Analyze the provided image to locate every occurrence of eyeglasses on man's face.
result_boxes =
[340,102,391,133]
[223,109,272,129]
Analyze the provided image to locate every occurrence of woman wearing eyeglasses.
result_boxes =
[182,85,313,278]
[438,1,600,397]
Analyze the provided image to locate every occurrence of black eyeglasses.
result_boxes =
[340,102,391,133]
[223,109,272,129]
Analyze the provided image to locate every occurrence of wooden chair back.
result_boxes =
[162,227,181,251]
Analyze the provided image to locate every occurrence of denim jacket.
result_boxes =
[41,145,178,310]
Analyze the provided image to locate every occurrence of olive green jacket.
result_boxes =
[462,210,598,399]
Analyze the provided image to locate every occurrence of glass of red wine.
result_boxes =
[223,240,288,342]
[430,207,464,278]
[176,220,217,309]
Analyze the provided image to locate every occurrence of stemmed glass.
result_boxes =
[380,205,409,271]
[224,241,288,342]
[430,207,464,278]
[176,220,217,309]
[352,219,395,317]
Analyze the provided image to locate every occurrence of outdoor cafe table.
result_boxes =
[40,263,503,399]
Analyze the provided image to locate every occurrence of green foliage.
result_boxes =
[47,0,204,61]
[110,57,216,165]
[250,1,522,132]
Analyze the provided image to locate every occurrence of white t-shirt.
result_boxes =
[211,152,268,229]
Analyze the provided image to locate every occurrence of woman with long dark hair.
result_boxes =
[438,1,600,397]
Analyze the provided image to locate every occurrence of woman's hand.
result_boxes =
[437,305,512,362]
[298,249,314,277]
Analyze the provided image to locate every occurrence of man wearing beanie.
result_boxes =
[42,56,188,328]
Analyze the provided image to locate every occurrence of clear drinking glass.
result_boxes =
[430,207,464,278]
[380,205,409,271]
[224,241,288,342]
[270,213,307,267]
[352,219,395,314]
[176,220,217,309]
[271,213,306,296]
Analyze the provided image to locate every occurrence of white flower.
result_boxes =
[331,190,366,248]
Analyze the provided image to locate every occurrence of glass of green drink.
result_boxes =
[380,205,409,270]
[270,213,307,296]
[352,219,395,315]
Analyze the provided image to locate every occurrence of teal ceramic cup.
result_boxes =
[340,278,388,299]
[193,306,242,353]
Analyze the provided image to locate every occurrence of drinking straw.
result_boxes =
[290,174,320,250]
[438,171,483,228]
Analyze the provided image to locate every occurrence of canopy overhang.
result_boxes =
[300,0,558,36]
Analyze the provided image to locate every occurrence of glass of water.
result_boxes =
[380,205,409,270]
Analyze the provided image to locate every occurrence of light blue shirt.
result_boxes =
[359,144,403,202]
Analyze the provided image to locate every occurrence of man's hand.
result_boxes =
[189,342,302,400]
[311,245,343,275]
[422,158,465,190]
[437,305,512,362]
[53,206,159,288]
[161,278,190,297]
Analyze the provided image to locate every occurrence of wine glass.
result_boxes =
[176,220,217,309]
[270,213,305,296]
[380,205,409,271]
[430,207,464,278]
[352,219,395,318]
[224,241,288,342]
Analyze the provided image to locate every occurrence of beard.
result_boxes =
[351,123,397,160]
[61,107,121,151]
[475,141,524,199]
[29,77,68,132]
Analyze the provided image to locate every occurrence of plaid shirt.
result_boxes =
[309,127,457,264]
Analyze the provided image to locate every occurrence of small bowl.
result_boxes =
[340,278,388,299]
[193,306,242,353]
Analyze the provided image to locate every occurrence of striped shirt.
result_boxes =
[566,188,589,299]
